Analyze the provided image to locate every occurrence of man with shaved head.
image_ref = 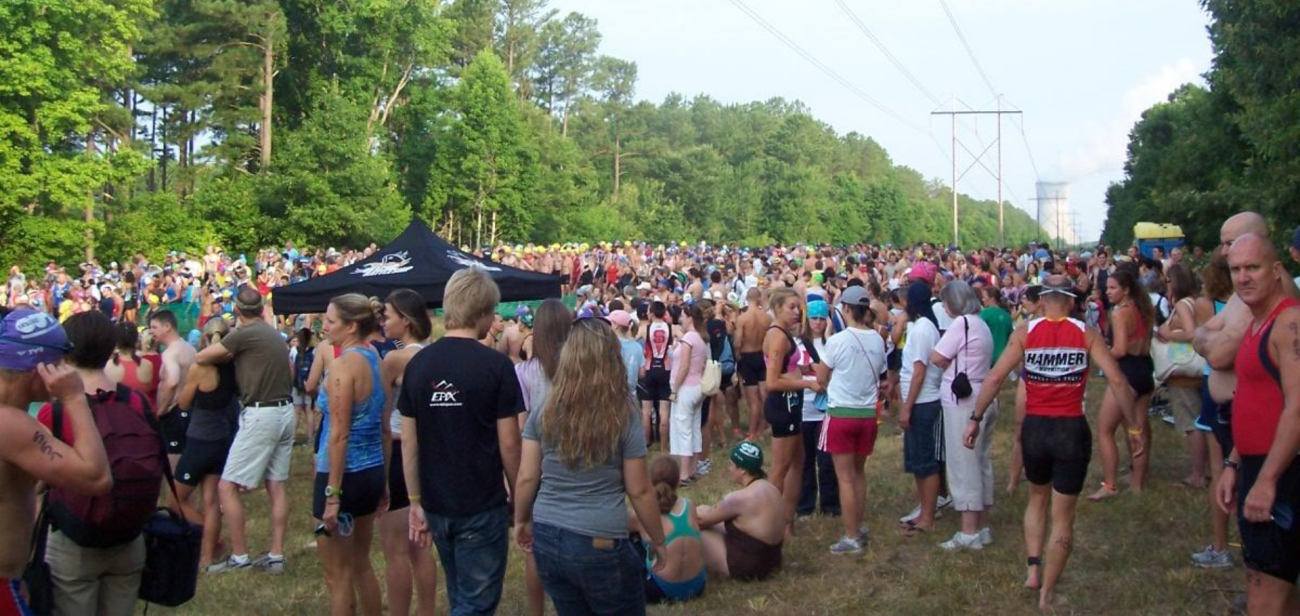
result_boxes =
[1213,233,1300,614]
[1195,212,1299,402]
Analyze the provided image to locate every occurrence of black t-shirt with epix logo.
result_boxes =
[398,337,524,517]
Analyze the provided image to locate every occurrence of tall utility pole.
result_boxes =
[931,100,1021,249]
[997,95,1003,250]
[951,113,961,250]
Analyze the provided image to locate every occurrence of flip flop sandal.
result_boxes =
[899,520,930,538]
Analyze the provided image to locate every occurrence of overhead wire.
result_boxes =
[832,0,941,106]
[935,1,1047,224]
[730,0,1038,226]
[938,0,998,99]
[727,0,924,132]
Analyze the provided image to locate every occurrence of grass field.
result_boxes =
[154,380,1247,615]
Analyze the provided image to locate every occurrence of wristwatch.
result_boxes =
[968,413,983,422]
[1222,459,1240,471]
[325,485,344,498]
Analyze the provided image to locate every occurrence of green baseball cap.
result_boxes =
[729,441,764,475]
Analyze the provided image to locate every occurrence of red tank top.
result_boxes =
[1023,317,1090,417]
[140,354,162,409]
[1232,297,1299,456]
[116,356,153,400]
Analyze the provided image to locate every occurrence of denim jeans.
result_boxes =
[797,419,839,516]
[531,522,646,616]
[426,505,509,616]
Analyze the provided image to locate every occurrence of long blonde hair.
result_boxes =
[539,318,633,469]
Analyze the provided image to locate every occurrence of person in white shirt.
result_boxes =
[898,281,945,536]
[815,287,888,555]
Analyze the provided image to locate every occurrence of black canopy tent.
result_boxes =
[271,219,560,315]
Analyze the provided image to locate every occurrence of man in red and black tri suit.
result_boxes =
[963,274,1137,612]
[1216,233,1300,615]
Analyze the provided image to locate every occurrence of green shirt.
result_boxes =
[980,305,1013,366]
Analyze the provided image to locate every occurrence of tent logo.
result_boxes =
[353,252,414,278]
[446,250,500,272]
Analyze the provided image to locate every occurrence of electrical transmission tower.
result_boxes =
[931,97,1021,249]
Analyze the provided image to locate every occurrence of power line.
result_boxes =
[1003,100,1042,180]
[937,0,998,98]
[836,0,998,165]
[727,0,923,131]
[833,0,940,105]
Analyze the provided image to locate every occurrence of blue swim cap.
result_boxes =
[807,300,830,319]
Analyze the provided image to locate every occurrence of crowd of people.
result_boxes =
[0,214,1298,615]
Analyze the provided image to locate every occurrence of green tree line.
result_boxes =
[1102,0,1300,251]
[0,0,1045,267]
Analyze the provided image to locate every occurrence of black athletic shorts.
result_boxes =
[175,437,233,487]
[159,407,191,455]
[1022,415,1092,496]
[763,391,803,438]
[887,349,903,372]
[1237,455,1300,584]
[638,367,671,404]
[1118,355,1155,397]
[312,466,385,520]
[388,439,410,511]
[738,352,766,387]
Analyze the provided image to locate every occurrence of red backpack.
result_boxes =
[47,384,165,548]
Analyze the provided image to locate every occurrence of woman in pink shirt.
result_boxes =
[670,305,709,484]
[930,281,997,552]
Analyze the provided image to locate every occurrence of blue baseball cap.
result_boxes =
[0,310,71,371]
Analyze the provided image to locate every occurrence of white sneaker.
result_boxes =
[899,503,946,524]
[939,531,984,552]
[937,495,953,510]
[1191,545,1233,569]
[978,527,992,546]
[830,536,864,555]
[206,555,251,574]
[698,459,712,475]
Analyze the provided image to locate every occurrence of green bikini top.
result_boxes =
[646,497,700,569]
[663,497,701,545]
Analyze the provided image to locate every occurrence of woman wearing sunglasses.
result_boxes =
[316,293,388,616]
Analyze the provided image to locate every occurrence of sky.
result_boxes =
[547,0,1214,243]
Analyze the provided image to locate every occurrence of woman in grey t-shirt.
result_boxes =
[514,318,668,616]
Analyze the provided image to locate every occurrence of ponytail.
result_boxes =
[649,456,681,515]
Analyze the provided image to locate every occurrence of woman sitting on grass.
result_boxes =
[630,456,707,603]
[696,441,785,582]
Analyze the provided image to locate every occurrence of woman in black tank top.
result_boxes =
[762,288,826,539]
[175,319,241,569]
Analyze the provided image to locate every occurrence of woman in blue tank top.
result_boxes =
[1189,257,1235,569]
[316,293,387,616]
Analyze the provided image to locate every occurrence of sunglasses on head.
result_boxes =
[573,314,611,325]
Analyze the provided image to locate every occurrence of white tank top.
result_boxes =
[391,343,425,437]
